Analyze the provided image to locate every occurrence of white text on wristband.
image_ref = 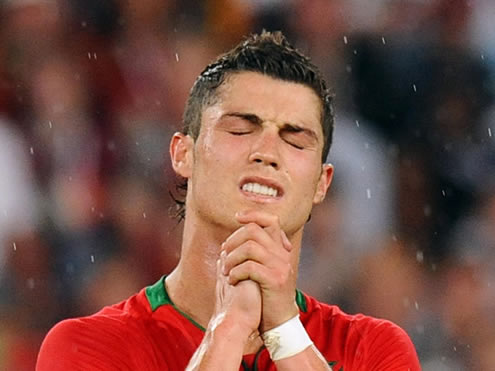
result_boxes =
[261,314,313,361]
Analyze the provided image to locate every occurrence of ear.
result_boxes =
[312,163,334,205]
[170,132,194,179]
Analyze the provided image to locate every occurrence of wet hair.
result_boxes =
[172,30,335,221]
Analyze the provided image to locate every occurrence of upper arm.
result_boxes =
[36,318,134,371]
[357,320,421,371]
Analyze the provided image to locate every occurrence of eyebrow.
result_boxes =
[221,112,319,142]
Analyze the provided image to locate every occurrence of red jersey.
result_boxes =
[37,276,420,370]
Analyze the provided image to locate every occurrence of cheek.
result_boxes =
[288,155,321,195]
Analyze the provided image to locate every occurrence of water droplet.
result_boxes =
[416,251,424,263]
[453,346,457,352]
[423,205,431,216]
[441,189,446,196]
[90,255,95,263]
[48,121,53,129]
[381,36,386,45]
[353,49,358,55]
[27,278,35,289]
[355,120,360,127]
[488,128,492,137]
[13,242,17,251]
[93,53,97,60]
[412,84,417,92]
[414,301,419,310]
[81,21,87,28]
[88,52,91,59]
[175,53,179,62]
[343,35,348,44]
[366,188,371,199]
[143,212,147,219]
[30,147,34,155]
[481,54,485,60]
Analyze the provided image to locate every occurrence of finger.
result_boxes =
[227,260,270,287]
[222,223,276,255]
[235,210,283,246]
[223,240,268,275]
[280,230,293,252]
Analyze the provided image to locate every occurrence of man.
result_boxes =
[37,31,420,370]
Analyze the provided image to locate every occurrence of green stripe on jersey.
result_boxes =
[295,289,307,313]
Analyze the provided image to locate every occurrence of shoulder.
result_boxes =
[37,290,151,370]
[300,292,421,370]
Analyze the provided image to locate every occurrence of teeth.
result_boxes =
[242,182,278,197]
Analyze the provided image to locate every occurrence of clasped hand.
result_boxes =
[214,210,299,340]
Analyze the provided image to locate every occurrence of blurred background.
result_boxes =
[0,0,494,369]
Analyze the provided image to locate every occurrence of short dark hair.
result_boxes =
[172,31,335,221]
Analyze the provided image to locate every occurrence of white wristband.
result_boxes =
[261,315,313,361]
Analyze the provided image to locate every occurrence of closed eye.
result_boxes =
[281,125,317,150]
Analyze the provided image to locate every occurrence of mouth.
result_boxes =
[239,177,284,200]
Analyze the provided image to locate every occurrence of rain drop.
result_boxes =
[90,255,95,263]
[488,127,492,137]
[175,53,179,62]
[416,251,424,263]
[412,84,417,92]
[343,35,348,44]
[414,301,419,310]
[355,120,360,127]
[423,205,431,216]
[441,189,446,196]
[143,212,147,219]
[93,53,97,60]
[381,36,386,45]
[13,242,17,251]
[88,52,91,59]
[366,188,371,199]
[30,147,34,155]
[48,121,53,129]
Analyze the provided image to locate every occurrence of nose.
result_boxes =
[248,128,280,169]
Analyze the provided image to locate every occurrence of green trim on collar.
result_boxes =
[295,289,307,313]
[145,275,205,331]
[145,276,171,311]
[145,277,308,331]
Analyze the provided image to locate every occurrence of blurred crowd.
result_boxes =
[0,0,494,369]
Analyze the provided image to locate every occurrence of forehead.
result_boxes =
[210,71,323,134]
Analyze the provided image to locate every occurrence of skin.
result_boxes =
[167,71,334,370]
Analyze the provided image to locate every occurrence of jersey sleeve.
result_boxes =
[355,319,421,371]
[36,318,137,371]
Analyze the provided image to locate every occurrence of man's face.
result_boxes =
[176,71,333,237]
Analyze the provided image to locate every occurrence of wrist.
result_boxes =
[210,314,255,347]
[261,301,299,332]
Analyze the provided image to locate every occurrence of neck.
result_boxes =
[165,209,304,329]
